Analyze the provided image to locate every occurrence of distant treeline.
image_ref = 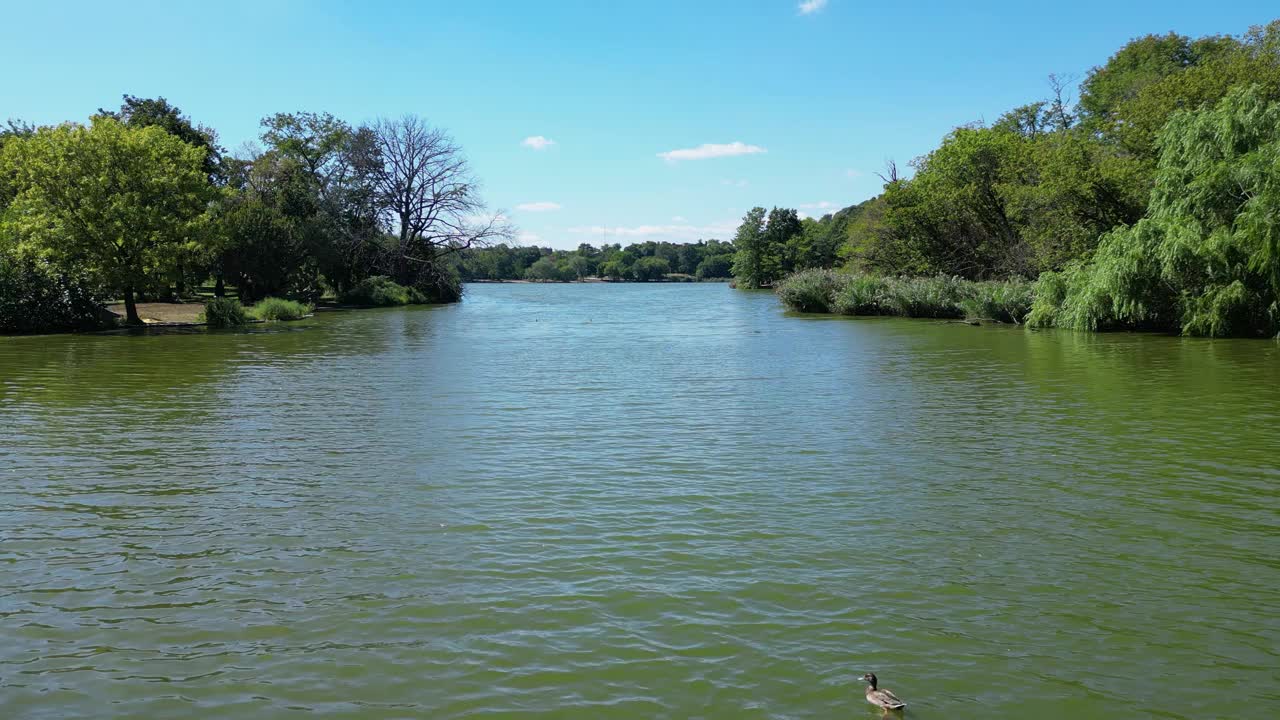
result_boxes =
[1,97,507,332]
[455,240,736,282]
[753,20,1280,338]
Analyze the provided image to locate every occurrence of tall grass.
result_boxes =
[776,269,1035,324]
[200,297,248,328]
[250,297,313,321]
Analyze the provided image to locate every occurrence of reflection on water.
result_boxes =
[2,284,1278,719]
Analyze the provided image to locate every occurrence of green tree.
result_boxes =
[630,256,670,281]
[695,253,734,279]
[525,256,564,281]
[100,94,224,182]
[0,118,212,325]
[730,207,771,288]
[1030,86,1280,337]
[765,207,804,276]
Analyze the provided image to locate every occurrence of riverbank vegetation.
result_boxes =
[1,98,508,333]
[250,297,313,322]
[454,240,736,282]
[760,20,1280,338]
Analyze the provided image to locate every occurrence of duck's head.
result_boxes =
[861,673,878,688]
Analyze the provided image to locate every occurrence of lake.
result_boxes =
[2,282,1278,719]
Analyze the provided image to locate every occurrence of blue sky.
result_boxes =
[2,1,1274,249]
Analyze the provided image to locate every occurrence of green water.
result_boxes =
[2,283,1278,719]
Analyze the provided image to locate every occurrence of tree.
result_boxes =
[0,118,212,325]
[763,207,803,276]
[524,256,565,281]
[730,207,771,288]
[368,115,511,298]
[100,95,224,182]
[630,256,670,281]
[257,112,382,294]
[212,196,315,302]
[695,253,733,279]
[1029,86,1280,337]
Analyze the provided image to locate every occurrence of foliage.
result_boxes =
[525,256,568,281]
[776,269,1035,324]
[211,196,317,303]
[1029,85,1280,337]
[773,268,844,313]
[338,275,429,306]
[456,239,734,282]
[695,253,734,279]
[630,256,671,281]
[201,297,248,328]
[730,207,775,288]
[0,247,109,332]
[99,94,224,182]
[0,117,213,325]
[249,297,313,321]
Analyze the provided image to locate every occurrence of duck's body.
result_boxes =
[862,673,906,711]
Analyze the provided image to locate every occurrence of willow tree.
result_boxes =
[1030,85,1280,337]
[0,118,211,325]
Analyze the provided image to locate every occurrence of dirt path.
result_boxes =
[106,302,204,324]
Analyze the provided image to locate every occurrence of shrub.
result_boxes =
[778,270,1036,324]
[959,279,1036,324]
[250,296,313,321]
[880,275,965,318]
[774,268,842,313]
[338,276,426,306]
[201,297,248,328]
[831,274,890,315]
[0,250,109,333]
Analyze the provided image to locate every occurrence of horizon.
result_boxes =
[2,1,1274,249]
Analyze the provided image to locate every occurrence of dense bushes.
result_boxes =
[338,276,429,306]
[0,251,109,333]
[249,297,313,321]
[201,297,248,328]
[777,268,1035,324]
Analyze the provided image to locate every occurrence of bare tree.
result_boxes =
[368,115,511,281]
[1046,73,1077,131]
[876,158,900,185]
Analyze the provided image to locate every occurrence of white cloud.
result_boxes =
[517,232,542,244]
[798,0,829,15]
[516,201,562,212]
[672,215,687,222]
[799,201,838,210]
[521,135,556,150]
[845,168,864,178]
[658,141,766,162]
[568,220,739,242]
[721,178,750,187]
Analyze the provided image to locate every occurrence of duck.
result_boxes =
[861,672,906,712]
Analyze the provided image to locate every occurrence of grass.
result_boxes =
[776,268,1035,324]
[249,297,313,321]
[199,297,248,328]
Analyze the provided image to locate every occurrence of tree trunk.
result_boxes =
[214,275,225,297]
[123,286,142,326]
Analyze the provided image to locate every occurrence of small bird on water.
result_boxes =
[862,673,906,713]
